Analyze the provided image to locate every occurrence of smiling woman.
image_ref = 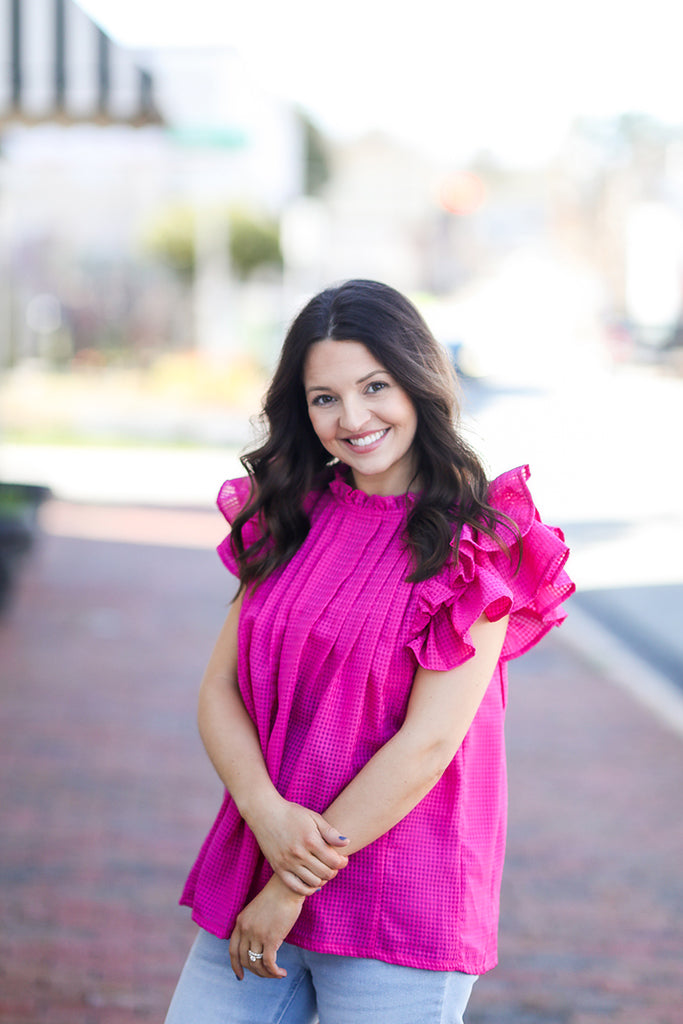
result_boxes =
[303,340,419,496]
[164,280,574,1024]
[230,279,522,587]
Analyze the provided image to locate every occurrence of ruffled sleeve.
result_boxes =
[407,465,575,670]
[216,475,261,577]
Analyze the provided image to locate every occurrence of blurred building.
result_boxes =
[551,117,683,360]
[312,132,435,291]
[0,1,304,368]
[0,0,159,126]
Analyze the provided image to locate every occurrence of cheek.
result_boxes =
[308,408,333,444]
[404,419,418,450]
[396,395,418,434]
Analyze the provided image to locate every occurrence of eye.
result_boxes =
[366,380,388,394]
[310,393,336,407]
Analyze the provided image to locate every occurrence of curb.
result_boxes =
[558,605,683,741]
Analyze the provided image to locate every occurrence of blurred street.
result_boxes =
[1,354,683,1023]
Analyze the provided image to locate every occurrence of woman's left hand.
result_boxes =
[246,797,349,896]
[228,876,305,980]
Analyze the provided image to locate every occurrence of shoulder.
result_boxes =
[217,473,333,525]
[407,465,575,669]
[217,475,254,526]
[485,464,537,534]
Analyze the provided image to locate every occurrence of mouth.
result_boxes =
[342,428,389,451]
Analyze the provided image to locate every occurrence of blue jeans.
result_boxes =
[165,929,478,1024]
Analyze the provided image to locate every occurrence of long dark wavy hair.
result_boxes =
[231,279,519,586]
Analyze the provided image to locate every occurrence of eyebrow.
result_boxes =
[305,370,387,394]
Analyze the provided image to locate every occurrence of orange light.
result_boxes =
[439,171,486,215]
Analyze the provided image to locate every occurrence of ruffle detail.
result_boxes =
[328,472,418,514]
[216,476,260,576]
[406,465,574,670]
[215,475,327,575]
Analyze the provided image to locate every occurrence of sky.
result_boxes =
[76,0,683,166]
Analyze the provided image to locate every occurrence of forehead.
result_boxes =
[303,338,387,381]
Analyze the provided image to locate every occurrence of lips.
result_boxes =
[343,429,389,450]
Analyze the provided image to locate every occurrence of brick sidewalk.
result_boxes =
[1,504,682,1024]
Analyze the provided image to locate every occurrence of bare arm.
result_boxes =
[197,593,272,817]
[197,593,349,895]
[231,612,509,978]
[321,612,509,855]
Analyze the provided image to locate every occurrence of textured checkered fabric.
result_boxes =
[180,465,574,973]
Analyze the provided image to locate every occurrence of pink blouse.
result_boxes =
[180,465,574,974]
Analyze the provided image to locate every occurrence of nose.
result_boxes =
[338,395,371,433]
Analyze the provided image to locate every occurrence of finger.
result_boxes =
[311,825,351,866]
[309,852,349,878]
[245,943,266,977]
[281,870,324,897]
[316,819,350,849]
[262,943,287,979]
[309,846,348,873]
[292,863,334,888]
[293,839,345,874]
[240,935,257,976]
[229,930,244,981]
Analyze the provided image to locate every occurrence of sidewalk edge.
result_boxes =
[558,606,683,741]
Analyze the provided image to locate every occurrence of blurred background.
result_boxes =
[1,1,682,1022]
[1,0,682,663]
[1,0,682,587]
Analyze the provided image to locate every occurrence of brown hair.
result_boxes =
[232,279,519,586]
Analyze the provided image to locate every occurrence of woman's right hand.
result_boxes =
[245,797,350,896]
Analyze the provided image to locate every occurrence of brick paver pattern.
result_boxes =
[1,503,682,1024]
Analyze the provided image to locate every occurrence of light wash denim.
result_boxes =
[165,929,478,1024]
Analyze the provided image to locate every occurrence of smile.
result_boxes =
[344,429,389,449]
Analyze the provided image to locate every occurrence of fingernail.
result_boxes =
[339,836,348,841]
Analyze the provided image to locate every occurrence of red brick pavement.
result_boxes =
[1,502,682,1024]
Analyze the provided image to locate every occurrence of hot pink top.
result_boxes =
[180,465,574,974]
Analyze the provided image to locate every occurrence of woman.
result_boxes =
[165,280,574,1024]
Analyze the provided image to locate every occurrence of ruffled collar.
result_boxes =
[328,470,419,514]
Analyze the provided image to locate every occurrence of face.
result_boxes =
[303,338,419,496]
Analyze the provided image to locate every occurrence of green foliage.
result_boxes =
[141,205,196,279]
[228,208,283,280]
[142,204,283,281]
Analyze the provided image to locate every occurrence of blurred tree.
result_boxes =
[228,208,283,280]
[141,204,196,280]
[142,204,283,281]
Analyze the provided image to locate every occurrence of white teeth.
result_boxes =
[346,430,387,448]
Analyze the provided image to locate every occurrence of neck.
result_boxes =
[348,467,422,497]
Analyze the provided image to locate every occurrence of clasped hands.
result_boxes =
[229,798,349,980]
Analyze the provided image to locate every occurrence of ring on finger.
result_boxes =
[248,949,264,963]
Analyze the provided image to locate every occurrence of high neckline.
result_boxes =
[328,471,418,513]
